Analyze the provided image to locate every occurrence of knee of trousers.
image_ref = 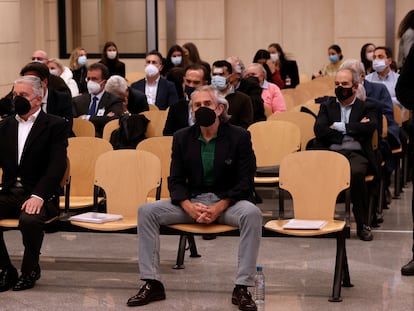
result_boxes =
[138,202,158,222]
[19,212,44,231]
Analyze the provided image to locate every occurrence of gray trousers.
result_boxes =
[137,193,262,286]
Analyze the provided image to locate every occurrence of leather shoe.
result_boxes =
[401,259,414,276]
[357,225,373,241]
[127,280,166,307]
[12,265,41,291]
[0,266,18,292]
[232,286,257,311]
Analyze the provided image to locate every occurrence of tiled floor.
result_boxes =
[1,184,414,311]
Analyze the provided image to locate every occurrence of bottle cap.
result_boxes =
[256,266,263,271]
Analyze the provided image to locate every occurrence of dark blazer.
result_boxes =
[168,122,256,206]
[280,60,300,88]
[72,91,123,137]
[314,97,379,174]
[163,98,189,136]
[130,77,179,110]
[0,111,68,213]
[127,87,149,114]
[364,80,400,144]
[47,89,73,134]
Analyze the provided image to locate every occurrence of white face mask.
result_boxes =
[49,69,59,76]
[270,53,279,62]
[87,80,101,95]
[78,55,87,66]
[107,51,117,60]
[171,56,182,66]
[366,51,374,62]
[372,59,387,73]
[145,64,159,77]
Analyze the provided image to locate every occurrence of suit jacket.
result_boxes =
[364,80,400,144]
[131,77,179,110]
[72,91,123,137]
[314,97,379,174]
[163,98,189,135]
[127,87,149,114]
[46,88,73,135]
[0,111,68,214]
[168,122,256,206]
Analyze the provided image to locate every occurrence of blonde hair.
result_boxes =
[69,47,86,70]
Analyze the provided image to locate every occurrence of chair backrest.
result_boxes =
[72,118,96,137]
[140,110,168,137]
[136,136,173,199]
[102,118,120,141]
[268,111,316,150]
[125,72,146,86]
[279,150,350,220]
[248,120,301,167]
[67,137,113,196]
[148,104,159,111]
[94,150,161,217]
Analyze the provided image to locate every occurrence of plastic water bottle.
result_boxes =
[254,266,265,311]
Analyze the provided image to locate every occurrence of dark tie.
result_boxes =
[88,96,98,116]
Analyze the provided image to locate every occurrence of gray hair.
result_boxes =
[339,59,365,79]
[105,75,128,98]
[189,85,231,123]
[336,67,360,86]
[14,75,44,98]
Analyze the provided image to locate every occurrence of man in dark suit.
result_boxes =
[104,75,149,114]
[0,76,67,291]
[314,68,378,241]
[72,63,123,137]
[127,85,262,310]
[163,64,209,135]
[130,50,178,110]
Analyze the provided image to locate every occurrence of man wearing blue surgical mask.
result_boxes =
[211,60,253,129]
[366,47,401,106]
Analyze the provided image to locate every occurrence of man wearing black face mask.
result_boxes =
[163,64,209,135]
[314,68,379,241]
[128,85,261,311]
[0,76,67,291]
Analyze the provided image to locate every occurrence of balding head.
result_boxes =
[31,50,48,64]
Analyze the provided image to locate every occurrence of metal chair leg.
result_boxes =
[329,232,346,302]
[173,234,188,269]
[187,234,201,258]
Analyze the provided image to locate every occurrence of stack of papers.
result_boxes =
[282,219,327,230]
[69,212,123,224]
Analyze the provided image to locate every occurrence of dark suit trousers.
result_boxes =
[337,150,370,227]
[0,188,48,273]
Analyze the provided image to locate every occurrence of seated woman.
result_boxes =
[99,41,126,77]
[253,49,284,89]
[313,44,344,78]
[161,44,187,100]
[267,43,300,88]
[69,47,88,94]
[360,43,376,75]
[47,58,79,97]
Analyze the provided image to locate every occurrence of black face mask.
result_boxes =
[195,106,217,127]
[185,85,196,99]
[13,96,31,116]
[335,85,354,101]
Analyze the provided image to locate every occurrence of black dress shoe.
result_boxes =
[357,225,373,241]
[401,259,414,276]
[0,266,18,292]
[12,265,41,291]
[127,280,166,307]
[232,286,257,311]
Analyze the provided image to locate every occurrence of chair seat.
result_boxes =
[265,219,346,236]
[70,216,137,231]
[167,223,238,234]
[0,216,59,228]
[59,196,104,209]
[254,176,279,184]
[391,147,403,154]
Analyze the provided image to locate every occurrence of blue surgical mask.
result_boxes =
[78,55,87,66]
[329,54,339,63]
[211,75,227,91]
[171,56,182,66]
[372,59,387,73]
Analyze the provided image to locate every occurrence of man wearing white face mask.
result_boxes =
[211,60,253,129]
[131,50,178,110]
[72,63,123,137]
[366,46,400,106]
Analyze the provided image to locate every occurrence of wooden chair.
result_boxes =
[148,104,159,111]
[136,136,238,269]
[70,150,161,231]
[102,118,120,142]
[268,111,316,150]
[292,98,321,118]
[248,120,301,217]
[60,137,113,213]
[264,150,352,302]
[299,72,310,84]
[392,105,408,198]
[139,110,168,137]
[72,118,96,137]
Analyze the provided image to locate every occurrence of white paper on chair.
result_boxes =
[282,219,327,230]
[69,212,123,223]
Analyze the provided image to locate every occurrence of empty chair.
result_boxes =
[264,150,352,302]
[72,118,95,137]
